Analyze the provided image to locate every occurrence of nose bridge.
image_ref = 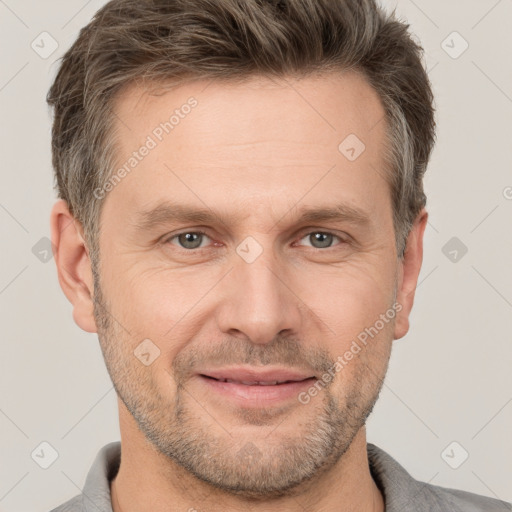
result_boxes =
[215,236,302,344]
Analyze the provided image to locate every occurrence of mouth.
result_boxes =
[199,366,316,383]
[195,366,317,406]
[201,375,313,386]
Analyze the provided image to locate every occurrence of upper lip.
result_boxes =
[198,366,315,384]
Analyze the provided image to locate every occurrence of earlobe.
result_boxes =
[393,208,428,341]
[50,199,98,333]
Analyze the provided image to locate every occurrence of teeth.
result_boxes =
[219,379,287,385]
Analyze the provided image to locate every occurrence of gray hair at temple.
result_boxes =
[47,0,436,268]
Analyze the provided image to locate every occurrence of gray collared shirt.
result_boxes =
[50,442,511,511]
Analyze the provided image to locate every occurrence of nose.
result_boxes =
[215,244,303,345]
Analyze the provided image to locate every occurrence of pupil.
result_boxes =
[312,232,332,248]
[180,233,201,249]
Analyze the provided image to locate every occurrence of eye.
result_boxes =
[297,231,345,249]
[167,230,211,250]
[164,229,348,252]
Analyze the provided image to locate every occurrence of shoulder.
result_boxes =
[48,441,120,512]
[48,494,83,512]
[425,483,512,512]
[367,443,511,512]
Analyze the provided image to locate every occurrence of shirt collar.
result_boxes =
[367,443,443,512]
[80,441,440,511]
[82,441,120,512]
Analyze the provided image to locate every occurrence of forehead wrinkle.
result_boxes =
[132,199,373,235]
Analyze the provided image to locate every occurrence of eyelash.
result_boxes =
[163,229,349,252]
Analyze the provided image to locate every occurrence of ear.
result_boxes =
[50,199,97,333]
[394,208,428,340]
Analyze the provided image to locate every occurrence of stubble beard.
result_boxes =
[91,266,390,500]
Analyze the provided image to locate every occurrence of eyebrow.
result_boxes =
[132,200,372,233]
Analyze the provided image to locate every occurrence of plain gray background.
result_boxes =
[1,0,511,510]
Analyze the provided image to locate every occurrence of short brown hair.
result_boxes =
[47,0,435,265]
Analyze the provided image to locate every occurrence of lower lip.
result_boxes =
[198,375,316,406]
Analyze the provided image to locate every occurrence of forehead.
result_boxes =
[106,71,390,225]
[113,71,386,149]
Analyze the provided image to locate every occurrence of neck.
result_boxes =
[111,402,384,512]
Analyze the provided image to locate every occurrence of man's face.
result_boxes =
[92,72,404,497]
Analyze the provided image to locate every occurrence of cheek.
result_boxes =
[103,249,396,360]
[105,266,219,362]
[299,263,396,391]
[298,262,396,343]
[108,264,196,323]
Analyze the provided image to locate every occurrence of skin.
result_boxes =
[51,71,427,512]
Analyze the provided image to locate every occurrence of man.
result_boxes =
[47,0,511,511]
